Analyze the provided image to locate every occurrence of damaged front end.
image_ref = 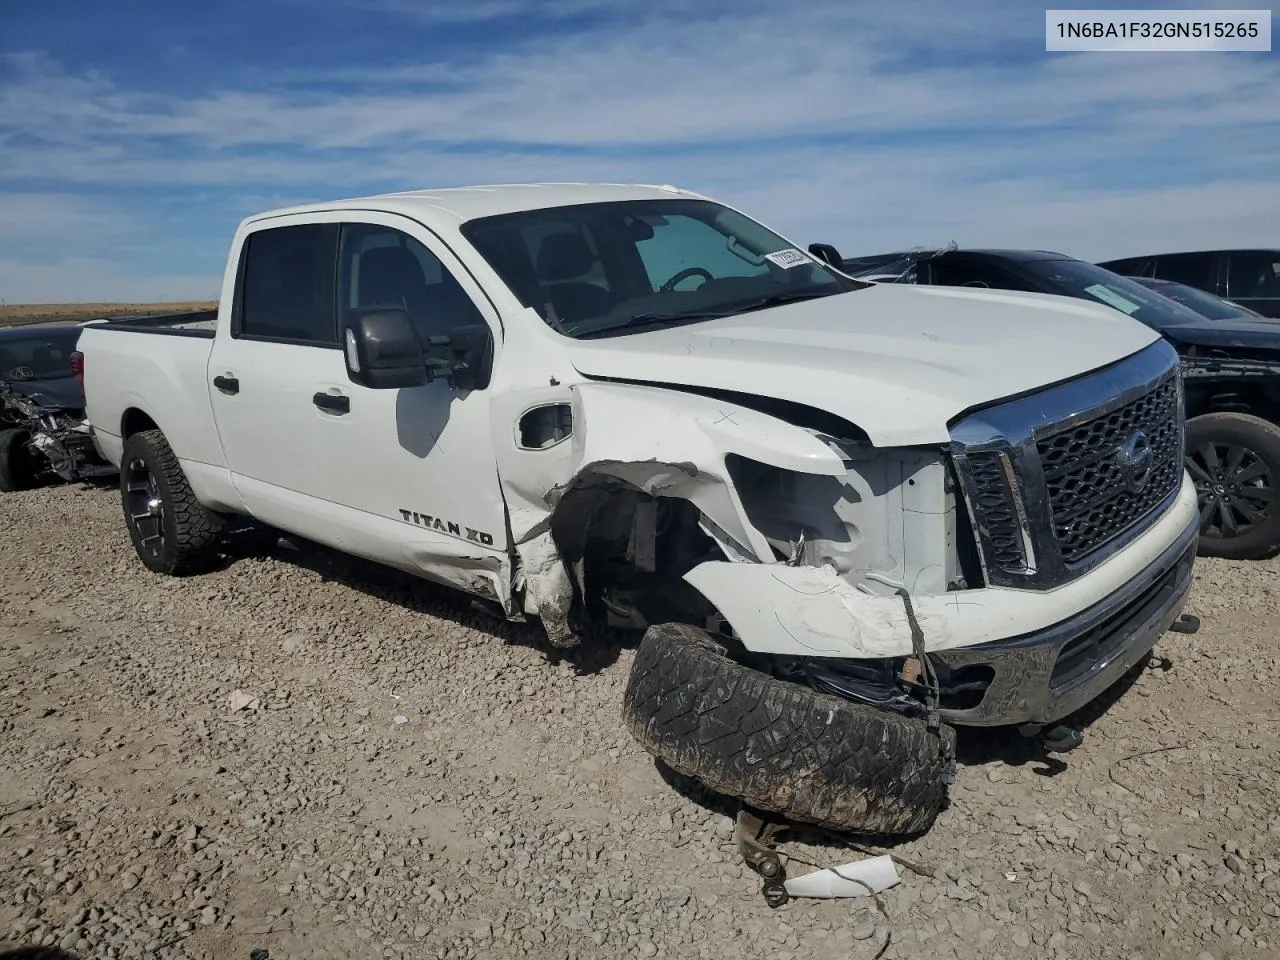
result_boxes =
[0,382,117,486]
[494,378,964,679]
[495,344,1199,734]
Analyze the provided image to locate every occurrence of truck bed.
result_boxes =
[77,313,226,479]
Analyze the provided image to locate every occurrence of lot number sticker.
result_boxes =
[764,248,811,269]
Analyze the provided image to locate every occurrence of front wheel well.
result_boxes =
[547,472,723,632]
[1185,385,1280,426]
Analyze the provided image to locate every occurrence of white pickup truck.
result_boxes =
[78,183,1200,837]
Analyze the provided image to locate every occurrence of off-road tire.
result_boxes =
[622,622,956,835]
[1186,412,1280,561]
[121,429,224,575]
[0,428,41,493]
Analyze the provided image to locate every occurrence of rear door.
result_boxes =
[207,219,343,530]
[1223,252,1280,318]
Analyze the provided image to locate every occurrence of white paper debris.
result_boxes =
[393,715,409,725]
[783,855,900,899]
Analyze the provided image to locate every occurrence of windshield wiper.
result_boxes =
[572,310,734,337]
[726,290,831,314]
[572,291,834,337]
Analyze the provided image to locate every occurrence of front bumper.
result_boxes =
[931,508,1198,727]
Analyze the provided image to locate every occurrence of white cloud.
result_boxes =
[0,192,127,242]
[0,0,1276,300]
[0,257,218,304]
[6,8,1275,154]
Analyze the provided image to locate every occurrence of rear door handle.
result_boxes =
[312,392,350,414]
[213,375,239,394]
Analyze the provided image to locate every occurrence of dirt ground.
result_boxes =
[2,480,1279,960]
[0,303,216,328]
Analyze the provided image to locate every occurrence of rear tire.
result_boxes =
[120,429,223,575]
[1186,412,1280,561]
[622,622,955,835]
[0,429,41,493]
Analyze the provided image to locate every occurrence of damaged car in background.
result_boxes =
[0,324,117,492]
[76,183,1202,859]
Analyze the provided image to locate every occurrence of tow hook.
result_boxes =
[1018,722,1085,754]
[1168,613,1200,635]
[734,806,789,908]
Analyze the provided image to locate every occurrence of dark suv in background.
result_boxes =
[807,243,1280,562]
[1097,249,1280,319]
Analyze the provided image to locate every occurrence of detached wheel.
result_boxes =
[0,428,41,492]
[1186,413,1280,561]
[120,428,223,575]
[622,622,955,835]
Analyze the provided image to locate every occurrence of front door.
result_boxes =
[319,214,512,606]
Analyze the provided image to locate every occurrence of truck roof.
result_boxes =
[245,182,710,228]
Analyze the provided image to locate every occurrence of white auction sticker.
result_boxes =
[764,249,812,269]
[1046,9,1271,51]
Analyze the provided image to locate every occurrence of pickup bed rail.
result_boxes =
[88,311,218,338]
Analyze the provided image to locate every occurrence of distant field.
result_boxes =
[0,301,218,328]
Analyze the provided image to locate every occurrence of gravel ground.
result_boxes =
[2,481,1279,960]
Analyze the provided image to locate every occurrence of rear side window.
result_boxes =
[1154,253,1216,290]
[238,224,337,344]
[1102,257,1154,278]
[1226,253,1280,299]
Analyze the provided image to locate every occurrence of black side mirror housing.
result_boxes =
[808,242,844,269]
[423,323,493,392]
[342,307,495,392]
[343,307,429,389]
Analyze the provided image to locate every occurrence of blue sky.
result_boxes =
[1,0,1277,303]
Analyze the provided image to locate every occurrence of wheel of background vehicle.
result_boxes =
[622,622,956,836]
[120,428,224,575]
[0,428,41,493]
[1185,412,1280,561]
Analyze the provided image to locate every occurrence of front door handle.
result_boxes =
[312,392,350,414]
[213,375,239,394]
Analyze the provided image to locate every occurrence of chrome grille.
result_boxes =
[966,453,1026,572]
[1037,372,1182,563]
[949,341,1184,590]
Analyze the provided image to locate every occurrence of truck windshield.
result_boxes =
[460,198,865,337]
[1022,259,1206,330]
[0,331,81,381]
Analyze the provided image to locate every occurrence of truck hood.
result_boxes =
[563,283,1160,446]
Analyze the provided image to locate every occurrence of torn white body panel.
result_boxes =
[684,472,1198,659]
[491,377,853,637]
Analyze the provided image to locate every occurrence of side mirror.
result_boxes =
[423,323,493,392]
[343,307,429,389]
[808,242,844,269]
